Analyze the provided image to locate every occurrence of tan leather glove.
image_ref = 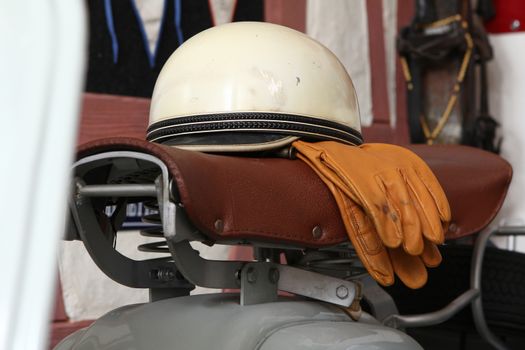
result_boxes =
[296,151,442,288]
[293,141,451,256]
[338,187,443,289]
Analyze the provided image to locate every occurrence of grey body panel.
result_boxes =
[258,320,422,349]
[55,293,422,350]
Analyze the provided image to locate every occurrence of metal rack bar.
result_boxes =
[78,184,157,197]
[383,289,479,328]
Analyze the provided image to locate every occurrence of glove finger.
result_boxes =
[404,168,445,244]
[365,144,451,223]
[377,171,423,255]
[388,247,428,289]
[335,188,395,287]
[410,162,451,223]
[420,239,442,268]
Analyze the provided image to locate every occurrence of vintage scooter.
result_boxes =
[55,135,512,349]
[54,20,517,350]
[2,3,517,348]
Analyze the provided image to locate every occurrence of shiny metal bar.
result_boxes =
[383,288,479,328]
[471,229,509,350]
[494,225,525,236]
[78,184,158,197]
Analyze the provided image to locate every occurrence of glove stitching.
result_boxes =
[226,228,342,243]
[345,200,384,256]
[413,168,450,221]
[395,168,425,255]
[343,200,391,284]
[405,175,443,245]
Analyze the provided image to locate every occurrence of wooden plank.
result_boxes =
[362,0,413,144]
[362,123,401,144]
[264,0,306,32]
[77,93,150,145]
[393,0,414,144]
[366,0,391,124]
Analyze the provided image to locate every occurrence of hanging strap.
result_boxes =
[400,16,474,145]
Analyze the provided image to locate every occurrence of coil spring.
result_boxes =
[301,246,367,279]
[135,200,365,279]
[305,258,367,279]
[137,200,170,253]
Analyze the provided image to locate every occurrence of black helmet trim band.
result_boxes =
[147,112,364,146]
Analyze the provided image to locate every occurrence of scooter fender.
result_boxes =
[55,293,422,350]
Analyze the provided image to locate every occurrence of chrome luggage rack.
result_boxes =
[66,151,514,349]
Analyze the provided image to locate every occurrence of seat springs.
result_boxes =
[300,246,368,280]
[137,200,170,253]
[136,199,364,280]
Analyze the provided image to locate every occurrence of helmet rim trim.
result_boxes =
[147,112,363,147]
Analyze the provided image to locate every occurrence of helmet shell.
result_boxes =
[148,21,362,152]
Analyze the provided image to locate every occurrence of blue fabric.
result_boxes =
[103,0,119,64]
[105,0,173,68]
[153,0,169,65]
[174,0,184,46]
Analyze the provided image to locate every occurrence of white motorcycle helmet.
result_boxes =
[148,21,362,152]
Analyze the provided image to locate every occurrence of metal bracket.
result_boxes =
[360,276,399,323]
[383,288,480,329]
[164,203,359,307]
[70,151,194,292]
[240,262,279,305]
[168,237,359,307]
[277,265,356,307]
[168,239,244,289]
[70,191,191,289]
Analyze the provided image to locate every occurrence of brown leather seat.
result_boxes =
[78,138,512,247]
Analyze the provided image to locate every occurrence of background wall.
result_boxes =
[306,0,399,128]
[307,0,373,126]
[487,32,525,251]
